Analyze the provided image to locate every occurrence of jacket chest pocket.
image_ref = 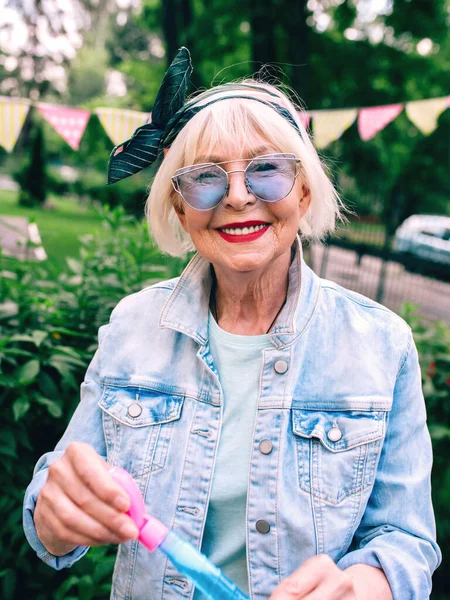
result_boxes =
[292,409,387,505]
[99,385,184,479]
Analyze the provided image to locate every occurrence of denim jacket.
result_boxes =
[23,237,441,599]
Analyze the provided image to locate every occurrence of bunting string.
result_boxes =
[0,94,448,154]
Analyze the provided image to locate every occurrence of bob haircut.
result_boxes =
[147,81,343,257]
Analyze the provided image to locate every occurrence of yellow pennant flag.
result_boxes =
[0,96,31,152]
[405,97,449,135]
[95,107,150,146]
[311,109,358,149]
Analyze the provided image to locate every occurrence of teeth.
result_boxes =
[221,224,267,235]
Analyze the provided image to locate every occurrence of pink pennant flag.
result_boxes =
[297,111,311,129]
[358,104,403,141]
[37,103,90,150]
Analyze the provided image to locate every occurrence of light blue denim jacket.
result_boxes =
[23,238,441,599]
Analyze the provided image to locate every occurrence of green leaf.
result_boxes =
[3,348,34,358]
[7,334,35,344]
[16,359,40,384]
[55,575,82,600]
[38,371,59,398]
[0,301,18,319]
[36,396,63,418]
[49,353,86,368]
[1,568,16,600]
[31,330,48,347]
[429,425,450,440]
[12,398,30,421]
[78,574,94,599]
[66,258,83,274]
[48,327,90,338]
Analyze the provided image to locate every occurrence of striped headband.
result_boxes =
[107,47,303,185]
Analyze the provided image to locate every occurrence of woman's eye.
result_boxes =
[252,162,278,172]
[195,172,221,183]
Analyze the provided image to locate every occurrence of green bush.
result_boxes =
[0,225,447,598]
[14,126,48,208]
[0,206,185,599]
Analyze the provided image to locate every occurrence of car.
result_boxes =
[394,214,450,266]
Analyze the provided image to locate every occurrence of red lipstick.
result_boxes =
[216,222,270,244]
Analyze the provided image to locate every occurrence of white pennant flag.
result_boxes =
[405,97,449,135]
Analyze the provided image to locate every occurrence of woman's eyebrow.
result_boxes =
[193,146,274,164]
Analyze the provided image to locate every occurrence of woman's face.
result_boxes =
[173,145,311,275]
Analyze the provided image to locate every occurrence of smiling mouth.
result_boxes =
[220,224,268,235]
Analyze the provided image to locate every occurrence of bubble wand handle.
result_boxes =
[109,466,250,600]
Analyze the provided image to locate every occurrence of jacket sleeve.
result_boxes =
[337,329,442,598]
[22,325,109,570]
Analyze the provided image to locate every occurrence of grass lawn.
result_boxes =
[0,190,107,266]
[0,190,162,269]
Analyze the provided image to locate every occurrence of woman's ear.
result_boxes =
[173,199,188,231]
[299,184,311,217]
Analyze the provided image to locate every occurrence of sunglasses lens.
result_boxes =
[246,156,296,202]
[176,165,227,210]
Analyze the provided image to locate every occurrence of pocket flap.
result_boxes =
[292,409,386,452]
[99,385,184,428]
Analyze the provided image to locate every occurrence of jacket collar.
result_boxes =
[159,235,321,349]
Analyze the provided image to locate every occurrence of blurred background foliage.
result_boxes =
[0,0,449,598]
[0,0,448,218]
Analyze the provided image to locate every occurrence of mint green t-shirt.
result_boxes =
[194,312,272,599]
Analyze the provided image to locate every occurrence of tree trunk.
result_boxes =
[249,0,277,68]
[162,0,180,64]
[284,0,308,103]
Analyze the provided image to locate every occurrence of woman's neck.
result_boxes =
[211,251,291,335]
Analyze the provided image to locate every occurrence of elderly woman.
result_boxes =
[24,48,440,599]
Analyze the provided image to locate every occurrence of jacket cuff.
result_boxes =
[337,531,439,600]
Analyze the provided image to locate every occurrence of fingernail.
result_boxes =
[114,495,129,511]
[120,524,138,539]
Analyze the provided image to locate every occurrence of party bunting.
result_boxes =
[405,97,449,135]
[95,107,150,146]
[311,109,358,149]
[358,104,403,141]
[37,103,90,150]
[0,95,448,154]
[0,96,31,152]
[297,112,311,130]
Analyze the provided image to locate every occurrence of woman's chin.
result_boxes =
[213,251,273,274]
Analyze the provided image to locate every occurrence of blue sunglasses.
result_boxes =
[171,153,301,211]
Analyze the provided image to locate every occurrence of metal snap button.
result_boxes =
[259,440,273,455]
[128,403,142,418]
[327,427,342,442]
[274,360,288,374]
[256,520,270,534]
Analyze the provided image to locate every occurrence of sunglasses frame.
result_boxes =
[171,153,302,211]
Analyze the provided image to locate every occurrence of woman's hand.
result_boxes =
[34,442,139,556]
[269,555,357,599]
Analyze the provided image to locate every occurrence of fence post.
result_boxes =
[320,243,330,278]
[376,187,405,304]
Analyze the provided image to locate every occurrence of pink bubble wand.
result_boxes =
[109,466,250,600]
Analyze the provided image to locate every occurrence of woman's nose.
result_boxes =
[223,171,256,209]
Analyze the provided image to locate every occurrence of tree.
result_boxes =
[17,120,47,207]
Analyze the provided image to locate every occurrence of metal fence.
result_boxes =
[304,216,450,323]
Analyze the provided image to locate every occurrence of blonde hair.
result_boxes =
[147,81,343,257]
